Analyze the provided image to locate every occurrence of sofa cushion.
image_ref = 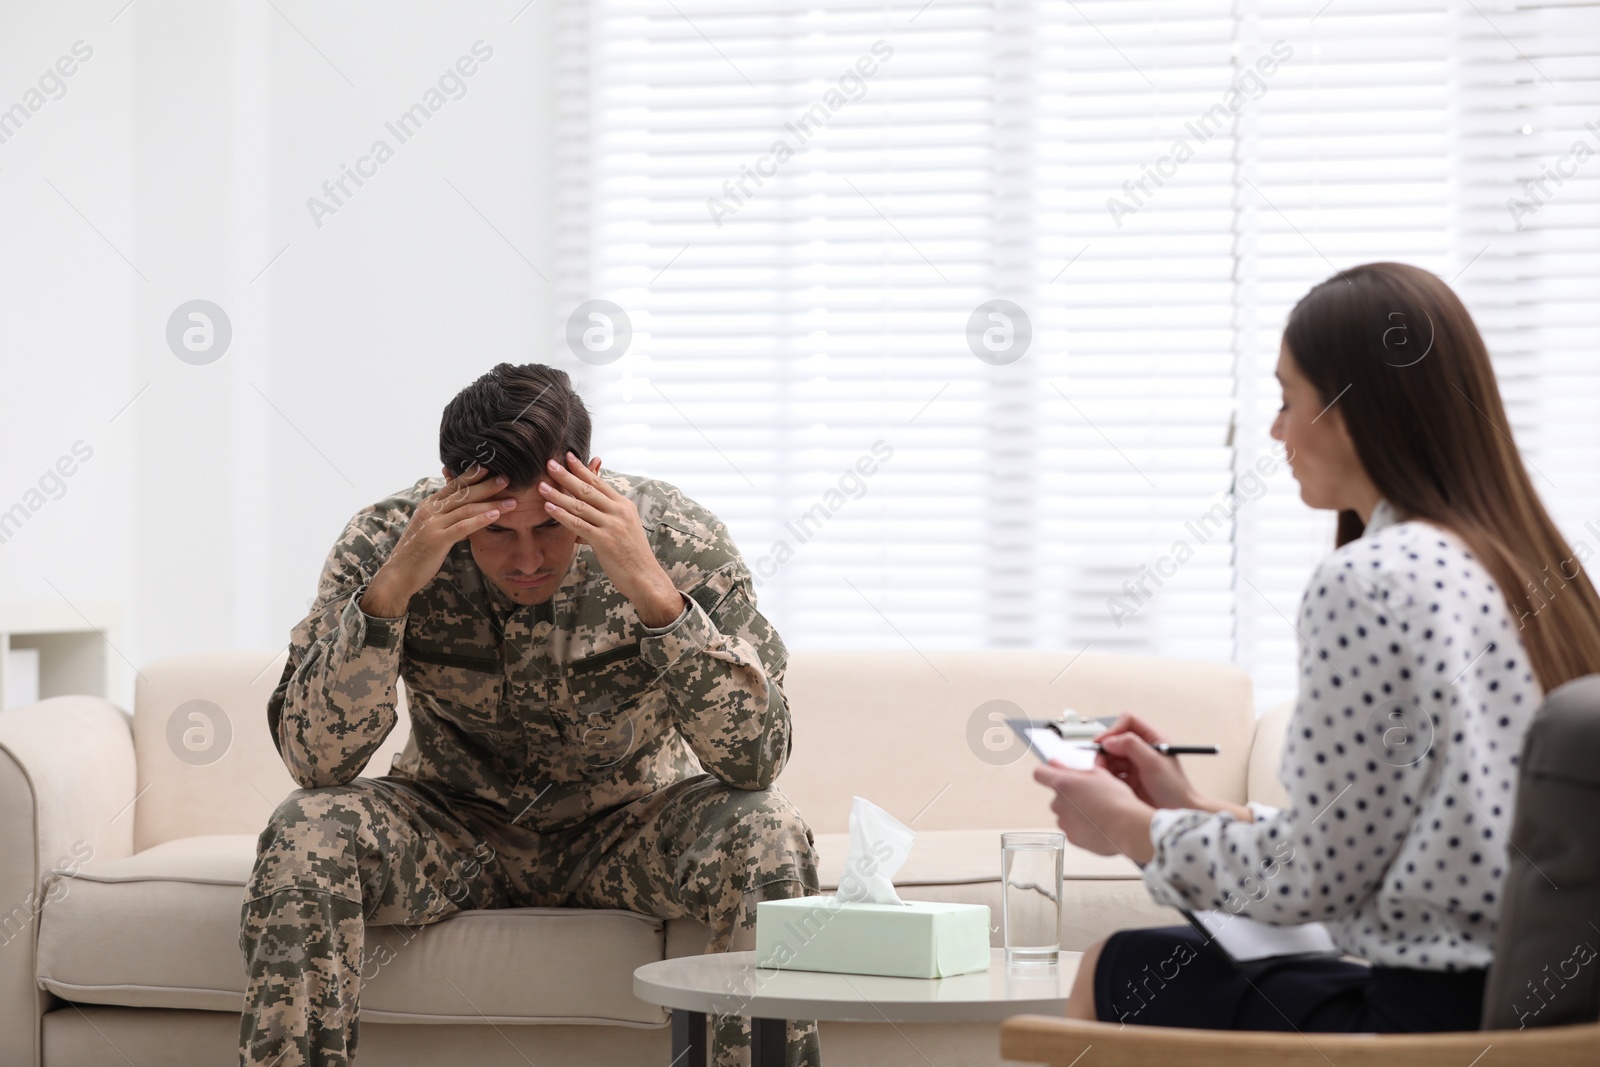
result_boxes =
[813,829,1141,889]
[35,836,675,1025]
[36,827,1171,1020]
[812,829,1169,951]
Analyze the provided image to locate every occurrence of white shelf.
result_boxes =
[0,600,121,710]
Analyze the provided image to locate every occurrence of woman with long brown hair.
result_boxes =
[1036,262,1600,1032]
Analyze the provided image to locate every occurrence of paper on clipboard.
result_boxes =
[1186,909,1338,965]
[1009,720,1099,770]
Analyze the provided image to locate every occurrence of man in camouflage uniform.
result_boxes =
[240,363,820,1067]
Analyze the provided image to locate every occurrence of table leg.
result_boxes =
[750,1017,786,1067]
[671,1009,707,1067]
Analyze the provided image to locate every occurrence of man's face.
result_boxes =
[465,456,602,605]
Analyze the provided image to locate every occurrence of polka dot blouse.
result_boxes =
[1142,499,1542,971]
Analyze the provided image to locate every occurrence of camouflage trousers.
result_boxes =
[238,773,820,1067]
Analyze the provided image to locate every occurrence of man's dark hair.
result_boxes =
[439,363,592,490]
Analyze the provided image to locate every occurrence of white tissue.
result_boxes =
[833,796,914,906]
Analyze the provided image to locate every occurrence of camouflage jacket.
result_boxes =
[266,470,792,831]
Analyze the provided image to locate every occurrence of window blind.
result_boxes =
[1234,1,1459,710]
[1235,0,1600,708]
[556,0,1600,711]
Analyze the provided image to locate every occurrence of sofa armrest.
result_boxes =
[1246,700,1293,810]
[0,696,137,1067]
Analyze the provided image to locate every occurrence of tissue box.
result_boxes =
[755,897,991,979]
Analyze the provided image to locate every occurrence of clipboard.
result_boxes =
[1182,907,1341,968]
[1006,717,1106,770]
[1012,718,1331,969]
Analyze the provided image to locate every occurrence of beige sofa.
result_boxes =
[0,648,1291,1067]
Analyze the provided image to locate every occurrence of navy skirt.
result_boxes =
[1094,925,1487,1033]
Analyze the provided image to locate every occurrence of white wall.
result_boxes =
[0,0,559,707]
[0,4,138,703]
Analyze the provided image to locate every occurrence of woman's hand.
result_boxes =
[1032,762,1156,863]
[1092,713,1203,811]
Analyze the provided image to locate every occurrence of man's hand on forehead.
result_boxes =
[539,452,685,627]
[442,461,499,498]
[357,464,518,619]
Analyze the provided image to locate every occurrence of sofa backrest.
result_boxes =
[776,650,1255,834]
[131,650,411,852]
[1247,700,1294,810]
[130,647,1255,850]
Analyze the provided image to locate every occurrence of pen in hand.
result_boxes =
[1040,719,1219,756]
[1072,742,1220,756]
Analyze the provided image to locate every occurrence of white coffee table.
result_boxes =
[634,948,1080,1066]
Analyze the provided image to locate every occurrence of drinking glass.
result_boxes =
[1001,831,1064,965]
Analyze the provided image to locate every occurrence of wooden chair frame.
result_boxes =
[1000,1013,1600,1065]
